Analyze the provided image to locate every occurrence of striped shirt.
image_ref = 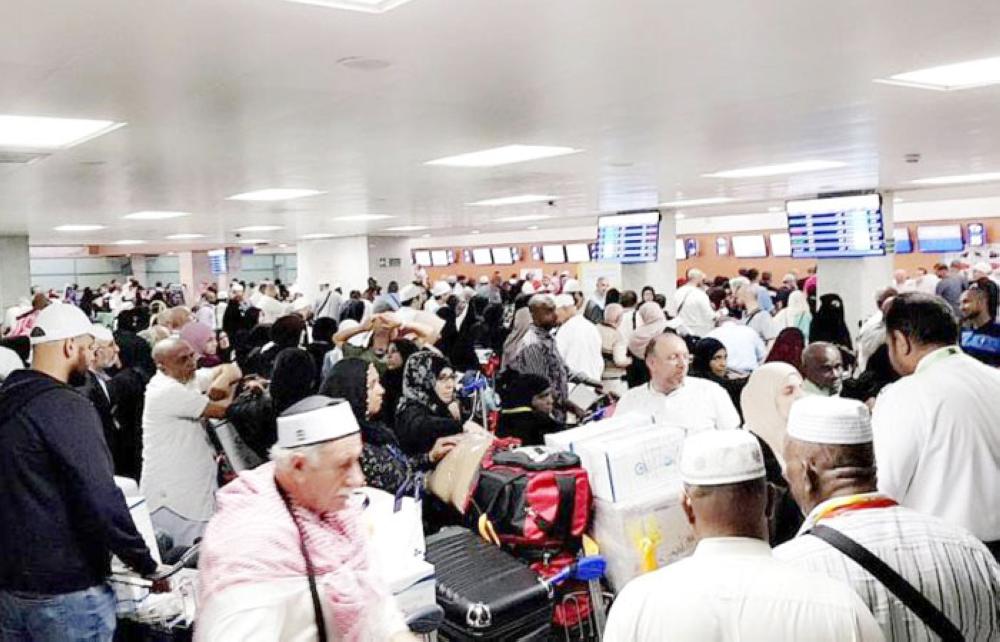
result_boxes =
[774,493,1000,641]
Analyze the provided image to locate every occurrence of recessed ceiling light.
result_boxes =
[113,240,146,246]
[894,197,904,203]
[55,224,105,232]
[421,233,432,238]
[467,194,557,207]
[659,197,735,207]
[238,239,271,245]
[226,188,324,202]
[278,243,289,249]
[470,230,481,234]
[337,56,392,71]
[123,210,190,220]
[165,233,206,240]
[280,0,415,14]
[768,206,784,212]
[426,145,581,168]
[494,214,552,223]
[0,115,125,150]
[331,214,394,222]
[300,233,336,240]
[384,225,430,232]
[527,225,540,230]
[235,225,284,232]
[874,56,1000,91]
[675,213,686,219]
[703,160,846,178]
[909,171,1000,186]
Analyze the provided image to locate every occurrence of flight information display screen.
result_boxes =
[595,210,660,263]
[786,193,885,258]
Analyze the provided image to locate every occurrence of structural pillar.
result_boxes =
[620,209,678,300]
[297,235,372,301]
[816,192,895,335]
[0,235,31,314]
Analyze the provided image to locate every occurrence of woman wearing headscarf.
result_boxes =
[393,351,465,457]
[501,306,532,366]
[640,286,656,305]
[434,306,460,363]
[306,316,338,377]
[809,293,853,351]
[378,338,419,430]
[764,327,806,369]
[840,343,900,409]
[597,303,631,396]
[689,337,745,416]
[772,290,812,342]
[740,361,806,545]
[180,321,222,369]
[106,331,156,479]
[451,296,490,372]
[322,358,458,495]
[243,315,307,379]
[495,372,562,446]
[625,302,668,387]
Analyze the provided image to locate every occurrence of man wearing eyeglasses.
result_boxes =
[615,332,741,433]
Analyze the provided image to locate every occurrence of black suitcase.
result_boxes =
[425,527,553,640]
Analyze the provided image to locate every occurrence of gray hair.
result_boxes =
[729,276,750,293]
[528,294,555,310]
[269,442,325,469]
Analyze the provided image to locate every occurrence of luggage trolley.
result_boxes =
[110,545,200,640]
[544,554,613,642]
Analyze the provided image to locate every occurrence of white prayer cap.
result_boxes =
[399,284,424,302]
[478,275,490,285]
[291,296,311,312]
[0,347,24,381]
[91,324,114,343]
[231,283,245,293]
[561,279,582,294]
[972,261,992,274]
[276,396,360,448]
[430,281,451,297]
[680,429,765,486]
[787,396,873,445]
[521,282,536,295]
[554,294,575,308]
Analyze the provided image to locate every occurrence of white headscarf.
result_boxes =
[740,362,803,467]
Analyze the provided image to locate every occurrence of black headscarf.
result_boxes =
[311,316,338,344]
[340,299,365,323]
[809,293,853,350]
[500,372,551,410]
[321,357,396,445]
[398,351,452,415]
[435,306,459,359]
[271,315,306,349]
[270,348,317,413]
[690,337,727,384]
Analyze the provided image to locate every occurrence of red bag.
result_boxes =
[530,554,593,629]
[470,445,592,553]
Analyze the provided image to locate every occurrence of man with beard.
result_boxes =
[0,304,161,641]
[959,285,1000,367]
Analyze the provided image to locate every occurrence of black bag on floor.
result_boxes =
[425,527,553,640]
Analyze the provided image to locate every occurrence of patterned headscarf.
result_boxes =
[398,350,451,415]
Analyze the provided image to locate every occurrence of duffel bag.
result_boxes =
[470,445,592,552]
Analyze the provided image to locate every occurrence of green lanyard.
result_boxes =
[915,346,961,375]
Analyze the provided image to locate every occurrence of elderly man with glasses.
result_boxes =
[615,332,741,433]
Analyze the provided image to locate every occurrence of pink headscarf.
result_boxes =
[179,322,214,357]
[628,302,668,359]
[198,463,387,641]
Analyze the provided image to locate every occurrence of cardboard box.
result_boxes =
[589,484,697,592]
[573,425,685,502]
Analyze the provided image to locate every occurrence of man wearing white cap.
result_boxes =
[605,429,884,642]
[196,396,415,641]
[776,396,1000,642]
[555,293,604,383]
[0,304,162,641]
[424,280,452,315]
[562,278,603,325]
[397,283,426,324]
[872,293,1000,557]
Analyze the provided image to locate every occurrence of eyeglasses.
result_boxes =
[661,354,693,366]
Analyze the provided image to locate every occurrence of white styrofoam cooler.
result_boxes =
[572,424,685,503]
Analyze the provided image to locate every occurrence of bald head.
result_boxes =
[153,337,197,383]
[686,268,705,286]
[646,333,689,394]
[682,478,769,541]
[164,306,192,332]
[801,342,842,394]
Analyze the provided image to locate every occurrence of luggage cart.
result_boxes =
[110,545,199,641]
[543,547,612,641]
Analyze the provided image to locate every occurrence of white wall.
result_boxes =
[367,236,414,288]
[0,236,30,311]
[297,235,371,300]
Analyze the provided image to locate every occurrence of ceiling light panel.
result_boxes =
[467,194,556,207]
[166,233,206,240]
[0,115,124,150]
[658,197,735,207]
[113,240,146,245]
[226,188,324,202]
[426,145,581,168]
[703,160,846,178]
[874,56,1000,91]
[123,211,190,220]
[493,214,552,223]
[331,214,394,221]
[238,239,271,245]
[280,0,415,13]
[909,172,1000,185]
[55,224,105,232]
[384,225,430,231]
[301,233,337,239]
[235,225,284,232]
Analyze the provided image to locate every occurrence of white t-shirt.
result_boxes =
[257,296,288,325]
[140,369,218,521]
[670,285,716,338]
[556,314,604,382]
[615,377,741,433]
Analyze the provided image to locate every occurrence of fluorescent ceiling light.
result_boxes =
[113,240,146,246]
[527,225,540,230]
[470,230,481,234]
[227,188,324,202]
[238,239,271,245]
[384,225,430,232]
[675,213,686,219]
[704,160,846,178]
[494,214,552,223]
[874,56,1000,91]
[54,224,105,232]
[301,233,336,240]
[909,171,1000,186]
[123,210,190,220]
[0,115,124,150]
[659,196,735,207]
[426,145,581,168]
[235,225,284,232]
[166,233,206,240]
[280,0,415,14]
[421,233,432,238]
[467,194,556,207]
[331,214,394,222]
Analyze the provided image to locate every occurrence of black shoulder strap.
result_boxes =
[276,481,329,642]
[808,524,963,642]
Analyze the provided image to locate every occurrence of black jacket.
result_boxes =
[393,402,461,457]
[0,370,157,593]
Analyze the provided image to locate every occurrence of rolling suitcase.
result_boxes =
[425,527,553,640]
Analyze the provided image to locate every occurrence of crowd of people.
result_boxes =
[0,259,998,641]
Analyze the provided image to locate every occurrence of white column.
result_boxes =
[816,192,895,335]
[0,235,31,313]
[297,235,372,301]
[367,236,414,288]
[620,209,678,299]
